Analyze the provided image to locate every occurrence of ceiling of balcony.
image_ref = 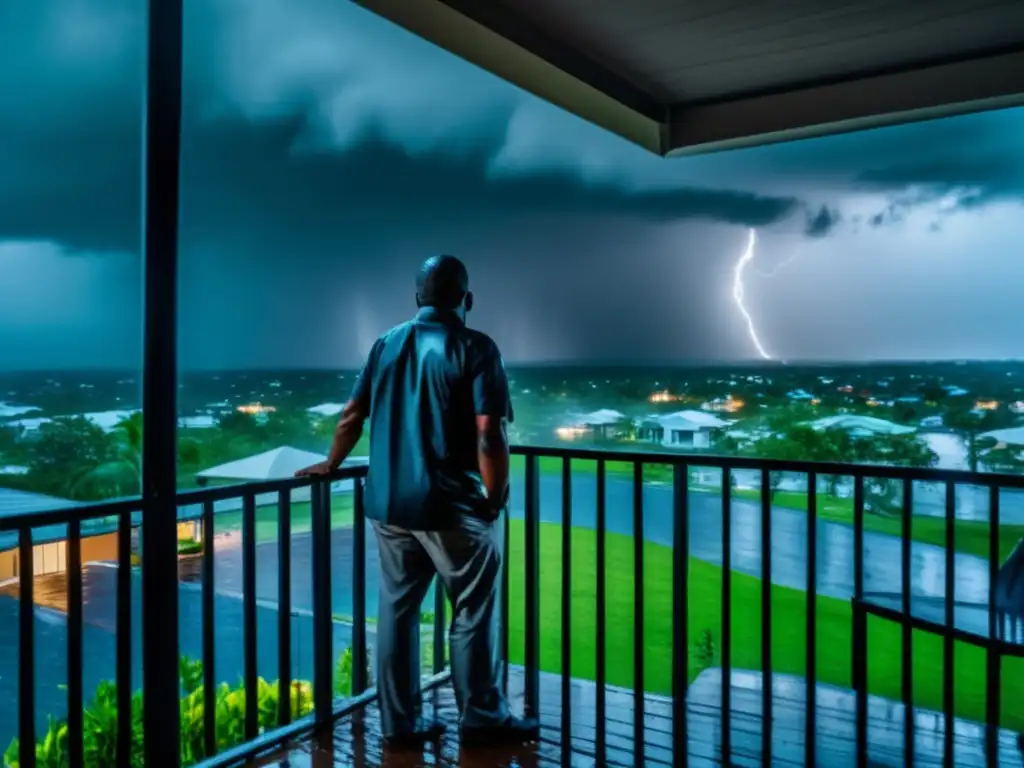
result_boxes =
[357,0,1024,155]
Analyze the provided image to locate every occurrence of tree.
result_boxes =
[70,412,143,500]
[27,417,111,499]
[945,406,1015,473]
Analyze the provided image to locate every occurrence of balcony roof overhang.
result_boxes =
[355,0,1024,157]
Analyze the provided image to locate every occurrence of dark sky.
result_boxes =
[1,0,1023,370]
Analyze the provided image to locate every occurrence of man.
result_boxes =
[297,255,538,748]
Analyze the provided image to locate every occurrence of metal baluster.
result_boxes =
[672,464,689,768]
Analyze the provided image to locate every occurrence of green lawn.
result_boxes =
[212,496,354,542]
[503,519,1024,730]
[513,455,1024,562]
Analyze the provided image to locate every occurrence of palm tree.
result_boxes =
[69,412,142,499]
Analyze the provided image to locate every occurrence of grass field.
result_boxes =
[210,492,1021,729]
[502,519,1023,731]
[513,455,1024,562]
[212,496,354,542]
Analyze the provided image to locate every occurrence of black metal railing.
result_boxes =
[0,463,455,768]
[503,444,1024,768]
[4,445,1024,766]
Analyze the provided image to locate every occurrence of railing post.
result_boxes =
[805,470,818,768]
[633,461,646,765]
[943,481,955,768]
[202,500,218,755]
[524,453,541,718]
[672,463,689,768]
[560,457,573,765]
[67,518,84,768]
[18,529,35,768]
[853,476,866,768]
[352,478,368,695]
[276,491,292,727]
[595,458,607,764]
[311,481,334,723]
[986,485,1001,767]
[901,479,915,768]
[140,0,184,761]
[760,469,773,766]
[242,494,259,740]
[721,467,732,763]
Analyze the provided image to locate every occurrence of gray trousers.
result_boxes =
[371,515,510,736]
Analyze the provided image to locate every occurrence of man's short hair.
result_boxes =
[416,255,469,309]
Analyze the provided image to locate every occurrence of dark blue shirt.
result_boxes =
[350,307,513,530]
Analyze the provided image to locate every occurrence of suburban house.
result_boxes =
[636,410,731,449]
[807,414,917,438]
[0,488,119,580]
[555,409,630,441]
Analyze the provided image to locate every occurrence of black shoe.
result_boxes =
[382,719,446,748]
[461,715,540,747]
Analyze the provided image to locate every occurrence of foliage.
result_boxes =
[177,538,203,556]
[692,629,716,673]
[2,652,364,768]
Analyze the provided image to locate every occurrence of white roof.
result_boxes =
[979,427,1024,447]
[179,415,217,429]
[196,446,369,481]
[197,446,329,480]
[809,415,916,436]
[645,410,730,430]
[0,402,41,419]
[577,409,626,426]
[76,410,138,431]
[307,402,346,417]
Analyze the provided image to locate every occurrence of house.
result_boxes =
[786,389,815,401]
[194,446,368,504]
[807,414,916,438]
[0,488,119,580]
[919,415,945,429]
[637,410,730,449]
[559,409,629,440]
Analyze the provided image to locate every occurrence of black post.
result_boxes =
[943,481,955,768]
[242,494,258,740]
[986,485,1001,766]
[433,579,447,675]
[18,530,35,768]
[501,505,510,694]
[352,478,368,695]
[595,458,607,764]
[524,454,541,718]
[277,491,292,726]
[760,469,773,766]
[67,518,84,768]
[201,500,217,754]
[633,462,646,765]
[672,464,689,768]
[116,510,133,768]
[853,475,866,768]
[311,481,334,723]
[561,457,573,765]
[805,470,817,768]
[140,0,184,762]
[721,468,732,763]
[901,479,914,768]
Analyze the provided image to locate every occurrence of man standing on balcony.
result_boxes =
[297,254,539,748]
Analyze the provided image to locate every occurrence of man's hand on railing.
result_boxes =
[295,461,333,477]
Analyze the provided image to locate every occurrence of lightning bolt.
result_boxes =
[755,251,800,279]
[732,228,772,360]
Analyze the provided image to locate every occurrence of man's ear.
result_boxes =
[464,291,474,312]
[415,294,423,308]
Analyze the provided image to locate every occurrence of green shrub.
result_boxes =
[3,653,345,767]
[176,539,203,556]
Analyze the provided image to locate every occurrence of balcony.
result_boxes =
[4,445,1024,767]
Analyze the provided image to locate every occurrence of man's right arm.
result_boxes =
[476,414,509,514]
[471,337,513,516]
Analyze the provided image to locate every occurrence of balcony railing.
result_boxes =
[2,447,1024,767]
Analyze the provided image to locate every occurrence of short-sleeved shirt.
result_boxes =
[350,306,513,530]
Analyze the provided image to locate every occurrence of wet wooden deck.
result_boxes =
[263,667,1024,767]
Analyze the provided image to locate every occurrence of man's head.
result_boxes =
[415,255,473,314]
